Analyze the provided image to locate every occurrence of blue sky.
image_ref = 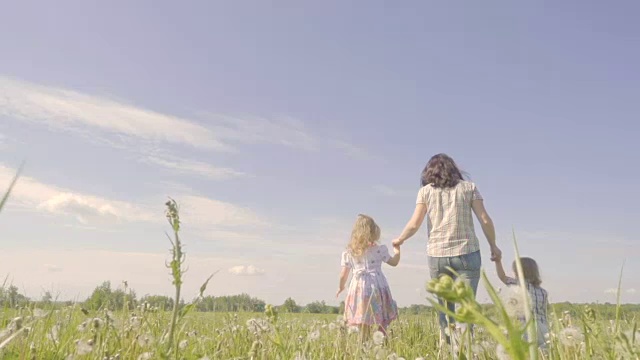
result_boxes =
[0,1,638,306]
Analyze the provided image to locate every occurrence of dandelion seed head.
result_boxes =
[137,334,155,347]
[559,326,584,347]
[501,286,527,319]
[179,339,188,350]
[75,339,93,355]
[373,331,385,345]
[307,329,320,341]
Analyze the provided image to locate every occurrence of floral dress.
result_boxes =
[341,245,398,327]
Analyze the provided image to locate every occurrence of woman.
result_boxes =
[392,153,501,343]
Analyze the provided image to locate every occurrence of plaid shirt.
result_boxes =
[505,277,549,326]
[417,181,482,257]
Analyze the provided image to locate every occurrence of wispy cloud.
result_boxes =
[604,288,638,295]
[141,155,246,180]
[203,114,317,151]
[0,164,268,232]
[228,265,266,276]
[44,264,63,273]
[328,139,372,160]
[178,195,269,229]
[0,76,228,150]
[0,164,156,224]
[1,76,373,179]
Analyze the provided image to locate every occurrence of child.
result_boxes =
[494,255,549,347]
[336,214,400,338]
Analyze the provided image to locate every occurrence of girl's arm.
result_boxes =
[386,245,401,267]
[392,203,427,246]
[495,258,510,285]
[336,267,350,298]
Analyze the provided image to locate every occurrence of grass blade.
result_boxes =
[0,163,23,214]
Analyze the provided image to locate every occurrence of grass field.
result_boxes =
[0,302,639,359]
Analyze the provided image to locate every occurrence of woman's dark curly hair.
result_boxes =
[421,153,467,188]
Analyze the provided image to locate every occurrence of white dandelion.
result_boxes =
[47,324,61,343]
[559,326,584,347]
[179,339,188,350]
[373,331,385,346]
[137,334,155,347]
[137,352,153,360]
[501,286,527,319]
[348,326,360,334]
[75,339,93,355]
[33,309,49,318]
[307,329,320,341]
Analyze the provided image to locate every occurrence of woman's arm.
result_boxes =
[392,203,427,246]
[471,199,501,261]
[336,267,350,298]
[386,245,401,267]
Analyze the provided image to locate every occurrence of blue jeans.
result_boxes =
[428,251,481,338]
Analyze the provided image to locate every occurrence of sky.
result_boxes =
[0,1,638,307]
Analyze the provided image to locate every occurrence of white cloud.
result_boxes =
[141,155,246,180]
[0,76,228,150]
[328,139,372,160]
[44,264,63,273]
[0,164,271,231]
[204,114,317,151]
[0,164,155,224]
[604,288,618,294]
[0,76,372,179]
[178,195,269,228]
[627,288,637,294]
[228,265,265,276]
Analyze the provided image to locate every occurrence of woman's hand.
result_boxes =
[490,245,502,262]
[392,238,404,247]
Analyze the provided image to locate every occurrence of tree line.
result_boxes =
[3,281,640,319]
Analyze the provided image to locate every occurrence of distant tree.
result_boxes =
[85,281,137,311]
[282,297,300,313]
[140,295,174,311]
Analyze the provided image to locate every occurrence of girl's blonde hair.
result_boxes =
[512,257,542,287]
[348,214,381,258]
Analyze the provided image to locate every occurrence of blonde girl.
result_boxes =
[336,214,400,337]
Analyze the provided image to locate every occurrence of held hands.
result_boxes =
[392,243,401,254]
[392,238,404,247]
[490,245,502,262]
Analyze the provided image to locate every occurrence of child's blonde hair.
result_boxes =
[348,214,381,258]
[512,257,542,287]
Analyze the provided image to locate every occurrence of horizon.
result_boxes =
[1,1,639,307]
